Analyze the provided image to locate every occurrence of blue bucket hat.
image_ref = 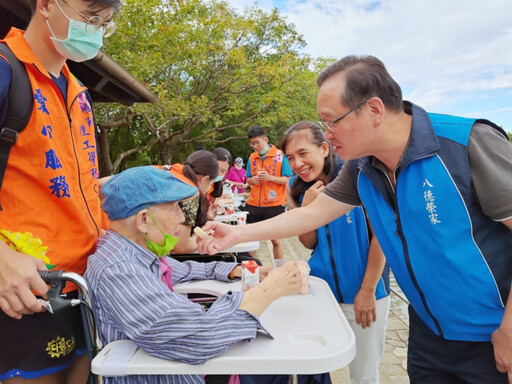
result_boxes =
[101,166,197,220]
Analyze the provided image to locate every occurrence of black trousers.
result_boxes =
[407,306,507,383]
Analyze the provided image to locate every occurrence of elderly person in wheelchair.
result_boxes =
[85,166,303,384]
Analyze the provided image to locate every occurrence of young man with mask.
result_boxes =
[0,0,119,382]
[245,125,293,260]
[85,166,303,384]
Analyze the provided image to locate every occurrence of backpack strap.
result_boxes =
[0,43,33,209]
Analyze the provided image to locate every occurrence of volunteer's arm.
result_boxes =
[257,156,292,185]
[502,218,512,230]
[353,233,386,329]
[492,280,512,383]
[0,242,48,318]
[257,171,289,185]
[198,193,353,255]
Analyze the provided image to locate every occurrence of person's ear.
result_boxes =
[134,209,150,233]
[196,175,210,193]
[198,175,210,185]
[38,0,52,19]
[367,97,385,126]
[321,141,330,158]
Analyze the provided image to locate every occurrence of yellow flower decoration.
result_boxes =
[0,230,54,269]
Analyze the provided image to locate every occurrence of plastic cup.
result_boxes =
[236,211,248,225]
[295,260,310,294]
[272,259,289,268]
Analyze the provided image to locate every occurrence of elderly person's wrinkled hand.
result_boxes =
[238,261,302,316]
[261,262,302,297]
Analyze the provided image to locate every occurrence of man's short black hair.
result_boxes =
[248,125,266,139]
[31,0,121,15]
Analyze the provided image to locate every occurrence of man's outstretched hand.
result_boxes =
[196,221,241,255]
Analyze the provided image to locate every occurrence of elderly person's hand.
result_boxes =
[238,262,302,316]
[263,262,302,296]
[258,265,272,280]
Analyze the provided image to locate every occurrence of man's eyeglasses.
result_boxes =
[249,139,263,147]
[318,99,367,133]
[60,0,117,37]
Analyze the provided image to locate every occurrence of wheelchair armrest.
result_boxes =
[170,253,236,263]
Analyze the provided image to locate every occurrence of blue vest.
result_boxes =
[351,103,512,341]
[290,158,388,304]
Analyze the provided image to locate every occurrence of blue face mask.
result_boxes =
[46,0,103,62]
[213,175,224,183]
[144,210,180,258]
[259,146,269,156]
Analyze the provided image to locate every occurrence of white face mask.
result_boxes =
[46,0,103,62]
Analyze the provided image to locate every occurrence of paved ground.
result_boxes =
[255,237,410,384]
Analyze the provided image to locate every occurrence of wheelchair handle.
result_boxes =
[37,270,102,351]
[38,269,64,284]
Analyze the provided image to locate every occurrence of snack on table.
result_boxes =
[193,226,207,239]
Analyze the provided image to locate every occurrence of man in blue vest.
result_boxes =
[198,55,512,383]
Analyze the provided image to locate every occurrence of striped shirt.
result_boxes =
[85,230,261,384]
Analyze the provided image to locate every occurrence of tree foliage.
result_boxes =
[95,0,320,174]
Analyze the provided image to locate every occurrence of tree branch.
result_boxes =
[111,136,160,174]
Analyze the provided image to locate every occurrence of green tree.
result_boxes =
[95,0,318,174]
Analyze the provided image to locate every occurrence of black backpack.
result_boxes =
[0,43,33,209]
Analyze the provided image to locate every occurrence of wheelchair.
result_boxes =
[37,253,248,383]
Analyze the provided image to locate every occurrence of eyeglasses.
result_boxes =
[249,139,264,147]
[59,0,117,37]
[318,99,367,133]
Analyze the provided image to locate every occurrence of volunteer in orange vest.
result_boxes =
[158,150,218,254]
[0,0,120,382]
[245,125,293,260]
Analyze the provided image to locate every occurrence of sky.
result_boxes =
[227,0,512,133]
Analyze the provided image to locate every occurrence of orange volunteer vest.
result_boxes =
[0,28,104,276]
[247,145,286,207]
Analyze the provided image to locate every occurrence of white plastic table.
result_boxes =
[214,211,248,224]
[91,277,356,377]
[187,241,260,256]
[223,241,259,253]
